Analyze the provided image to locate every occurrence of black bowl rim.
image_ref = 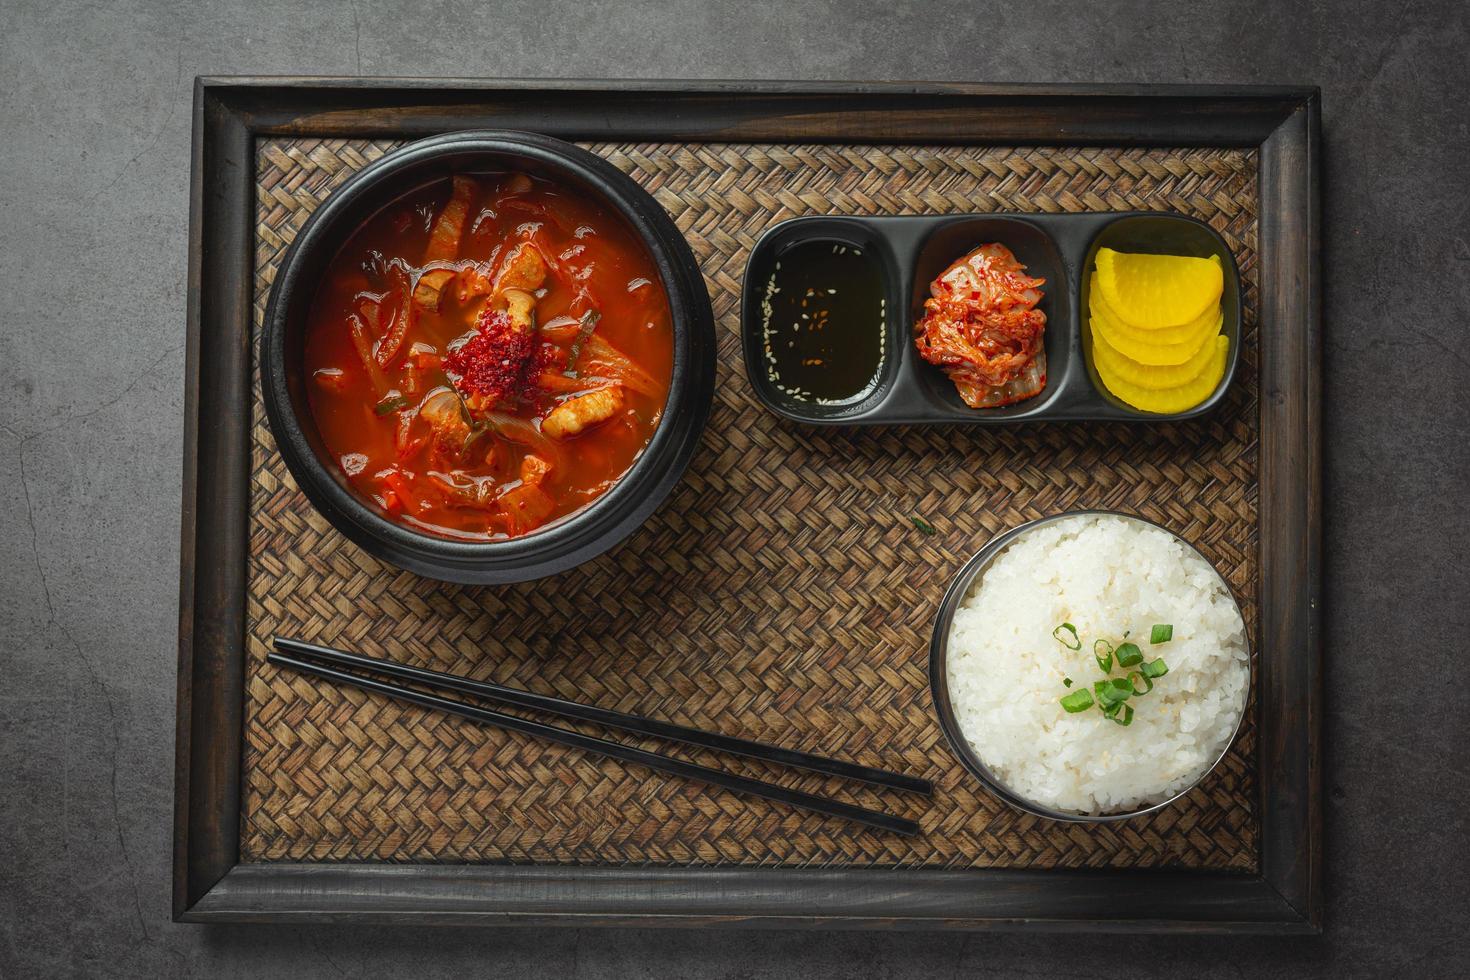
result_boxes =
[927,509,1253,823]
[260,129,715,580]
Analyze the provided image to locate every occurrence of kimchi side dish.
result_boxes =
[304,172,673,540]
[914,243,1047,408]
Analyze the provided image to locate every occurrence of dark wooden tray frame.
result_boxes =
[175,78,1321,932]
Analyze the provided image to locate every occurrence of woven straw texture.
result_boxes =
[243,139,1260,870]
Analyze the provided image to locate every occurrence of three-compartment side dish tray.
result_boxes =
[740,212,1241,424]
[176,79,1322,932]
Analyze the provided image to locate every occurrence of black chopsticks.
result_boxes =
[269,637,930,836]
[275,637,931,794]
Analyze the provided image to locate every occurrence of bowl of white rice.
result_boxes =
[930,511,1250,821]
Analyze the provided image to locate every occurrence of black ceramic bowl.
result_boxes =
[261,131,716,584]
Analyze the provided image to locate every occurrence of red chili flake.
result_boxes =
[539,340,568,373]
[444,307,538,402]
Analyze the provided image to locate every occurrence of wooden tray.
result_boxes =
[175,79,1321,931]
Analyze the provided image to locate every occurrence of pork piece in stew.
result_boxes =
[304,172,674,540]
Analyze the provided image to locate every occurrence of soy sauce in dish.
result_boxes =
[758,240,886,404]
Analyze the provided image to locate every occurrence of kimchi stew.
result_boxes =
[303,172,674,540]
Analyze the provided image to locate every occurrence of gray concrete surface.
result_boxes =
[2,0,1466,976]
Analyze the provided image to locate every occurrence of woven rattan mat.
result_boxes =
[243,139,1260,870]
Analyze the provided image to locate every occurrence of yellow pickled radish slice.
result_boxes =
[1091,323,1219,390]
[1096,336,1230,413]
[1090,298,1218,366]
[1096,248,1223,329]
[1090,274,1219,347]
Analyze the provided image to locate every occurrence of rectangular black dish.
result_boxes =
[740,210,1242,425]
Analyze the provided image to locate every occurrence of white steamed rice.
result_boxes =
[946,513,1249,815]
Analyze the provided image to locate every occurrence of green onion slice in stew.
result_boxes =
[1142,658,1170,678]
[1110,703,1135,727]
[1115,641,1144,668]
[1128,671,1153,695]
[1060,689,1094,713]
[374,393,412,416]
[1150,624,1174,644]
[457,419,497,465]
[566,309,601,370]
[1093,638,1114,673]
[1053,623,1081,650]
[1063,678,1073,688]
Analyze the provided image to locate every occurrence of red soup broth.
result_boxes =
[302,171,674,541]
